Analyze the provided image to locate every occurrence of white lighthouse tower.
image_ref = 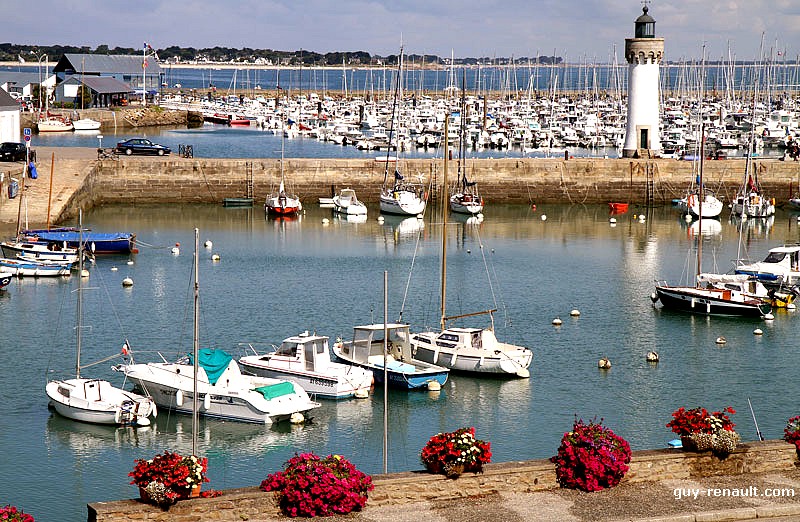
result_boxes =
[622,3,664,158]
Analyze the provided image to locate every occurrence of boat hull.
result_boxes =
[0,271,11,288]
[46,378,154,426]
[238,360,372,399]
[380,191,426,216]
[654,286,771,317]
[22,229,135,254]
[331,346,447,390]
[411,342,531,377]
[450,194,484,215]
[0,258,70,276]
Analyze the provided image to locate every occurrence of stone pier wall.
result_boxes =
[87,440,796,522]
[85,157,800,209]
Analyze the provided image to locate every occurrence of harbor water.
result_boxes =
[2,202,800,521]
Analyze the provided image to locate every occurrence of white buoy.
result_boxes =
[110,266,118,272]
[80,269,90,278]
[552,317,562,326]
[171,242,180,255]
[650,292,659,303]
[541,214,547,221]
[467,249,471,254]
[426,380,441,392]
[322,218,330,225]
[753,328,763,335]
[764,313,775,321]
[290,412,305,424]
[609,217,617,224]
[416,214,424,219]
[684,214,693,222]
[204,240,213,249]
[126,260,134,265]
[353,388,370,399]
[211,253,220,262]
[638,214,646,222]
[122,277,133,287]
[646,351,659,362]
[377,216,385,223]
[570,309,580,317]
[715,336,727,345]
[598,358,611,369]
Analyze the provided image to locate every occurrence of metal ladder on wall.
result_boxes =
[645,162,656,206]
[246,162,254,199]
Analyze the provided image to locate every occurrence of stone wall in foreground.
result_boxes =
[87,440,797,521]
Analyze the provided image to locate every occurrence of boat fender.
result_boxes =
[152,403,157,418]
[176,389,184,407]
[203,393,211,410]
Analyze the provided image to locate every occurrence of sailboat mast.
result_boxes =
[192,227,199,457]
[696,121,705,283]
[383,46,404,186]
[441,117,449,331]
[75,210,84,379]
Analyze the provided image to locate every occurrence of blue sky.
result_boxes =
[6,1,799,61]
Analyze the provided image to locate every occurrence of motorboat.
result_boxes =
[238,331,373,399]
[1,239,80,264]
[332,188,367,216]
[21,228,136,254]
[697,273,795,309]
[332,323,449,391]
[0,269,12,289]
[0,257,71,276]
[735,244,800,287]
[652,281,771,318]
[120,348,320,424]
[72,118,101,131]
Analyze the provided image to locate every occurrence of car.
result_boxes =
[114,138,171,156]
[0,142,27,161]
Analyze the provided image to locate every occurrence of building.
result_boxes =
[52,54,163,104]
[622,5,664,158]
[0,88,21,143]
[55,76,131,108]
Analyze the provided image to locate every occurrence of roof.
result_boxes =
[63,75,131,94]
[0,72,41,87]
[0,88,17,109]
[54,54,162,75]
[636,5,655,23]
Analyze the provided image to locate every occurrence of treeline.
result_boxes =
[0,43,563,66]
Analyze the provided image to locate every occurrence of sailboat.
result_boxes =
[46,212,156,426]
[379,46,427,217]
[409,117,532,378]
[449,73,484,216]
[653,128,772,318]
[120,229,320,424]
[265,117,302,217]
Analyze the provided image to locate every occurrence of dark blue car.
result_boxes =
[115,138,171,156]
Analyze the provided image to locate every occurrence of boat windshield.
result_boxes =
[763,251,787,263]
[275,342,298,357]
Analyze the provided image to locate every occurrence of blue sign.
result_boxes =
[23,128,31,136]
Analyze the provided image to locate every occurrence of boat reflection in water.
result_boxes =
[380,215,425,243]
[682,217,723,238]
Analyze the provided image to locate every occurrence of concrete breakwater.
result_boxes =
[1,150,799,230]
[87,440,799,522]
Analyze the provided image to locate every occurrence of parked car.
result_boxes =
[0,142,27,161]
[115,138,171,156]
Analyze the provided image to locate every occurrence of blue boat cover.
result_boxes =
[253,381,296,400]
[188,348,232,385]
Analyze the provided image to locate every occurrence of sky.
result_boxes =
[5,0,800,62]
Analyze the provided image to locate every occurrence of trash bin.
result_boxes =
[564,149,569,160]
[8,179,19,199]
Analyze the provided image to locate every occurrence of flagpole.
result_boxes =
[142,43,147,107]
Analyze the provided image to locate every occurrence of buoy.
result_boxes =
[788,303,797,310]
[633,214,637,219]
[354,388,370,399]
[211,253,220,261]
[290,412,305,424]
[753,328,763,335]
[122,277,133,287]
[417,214,424,219]
[377,216,385,223]
[541,214,547,221]
[467,249,471,254]
[715,336,727,345]
[110,266,118,272]
[598,358,611,369]
[126,260,134,265]
[171,243,180,255]
[552,317,562,326]
[570,309,580,317]
[531,204,536,211]
[322,218,330,225]
[80,269,89,278]
[764,313,775,321]
[650,292,659,303]
[638,215,646,222]
[204,240,213,249]
[426,380,441,392]
[609,217,617,224]
[684,214,693,222]
[646,351,659,362]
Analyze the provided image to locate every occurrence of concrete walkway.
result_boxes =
[0,146,96,235]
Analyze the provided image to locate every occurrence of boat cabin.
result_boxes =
[344,324,413,363]
[267,332,332,373]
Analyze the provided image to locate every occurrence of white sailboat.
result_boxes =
[379,46,427,217]
[121,229,319,424]
[410,119,532,378]
[46,213,156,426]
[449,72,484,216]
[265,118,302,217]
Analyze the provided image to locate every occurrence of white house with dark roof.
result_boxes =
[0,88,21,143]
[55,75,132,108]
[52,54,163,103]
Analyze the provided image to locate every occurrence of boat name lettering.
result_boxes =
[309,377,334,388]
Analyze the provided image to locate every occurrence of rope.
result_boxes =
[397,213,426,323]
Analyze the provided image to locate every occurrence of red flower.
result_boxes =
[420,427,492,478]
[0,505,34,522]
[666,406,736,436]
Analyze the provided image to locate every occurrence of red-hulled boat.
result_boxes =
[608,202,629,214]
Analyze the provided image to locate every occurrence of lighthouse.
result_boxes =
[622,4,664,158]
